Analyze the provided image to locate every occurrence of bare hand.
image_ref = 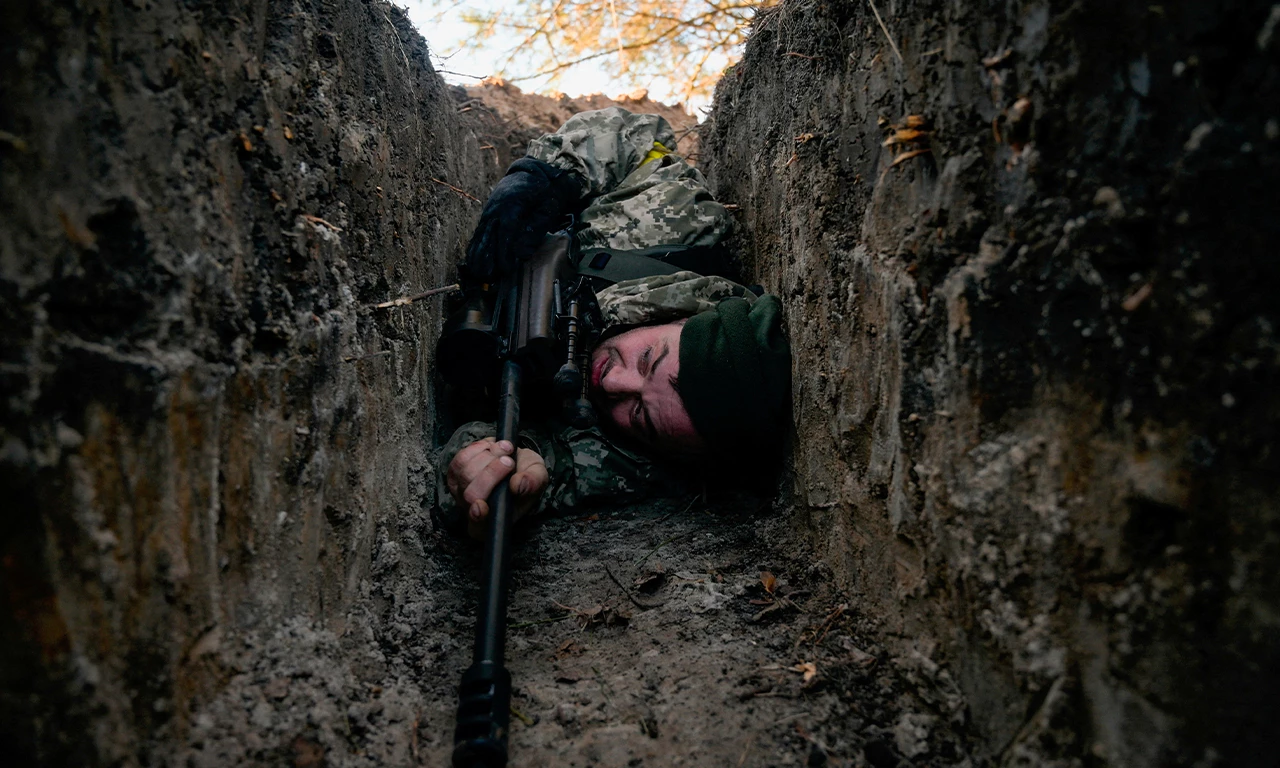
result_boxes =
[445,438,549,540]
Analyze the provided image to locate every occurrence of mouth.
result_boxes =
[590,350,608,390]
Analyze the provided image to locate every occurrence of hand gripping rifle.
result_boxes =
[437,229,600,768]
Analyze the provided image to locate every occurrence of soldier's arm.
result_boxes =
[532,425,688,511]
[435,420,687,528]
[525,107,678,198]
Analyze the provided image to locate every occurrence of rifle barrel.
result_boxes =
[452,353,522,767]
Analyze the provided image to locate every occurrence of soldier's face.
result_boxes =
[589,321,706,456]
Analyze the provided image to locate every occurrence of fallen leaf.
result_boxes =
[903,114,927,129]
[552,639,584,660]
[791,662,818,685]
[1007,96,1033,125]
[633,564,666,594]
[883,128,929,147]
[56,205,97,250]
[890,148,932,167]
[760,571,777,594]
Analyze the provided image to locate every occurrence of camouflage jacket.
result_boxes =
[436,108,753,520]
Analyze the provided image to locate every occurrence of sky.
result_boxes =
[399,1,714,113]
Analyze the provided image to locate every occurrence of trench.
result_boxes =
[2,1,1277,767]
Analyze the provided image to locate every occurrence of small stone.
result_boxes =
[555,702,577,724]
[1185,122,1214,152]
[264,677,289,700]
[1222,393,1236,408]
[55,422,84,448]
[1092,186,1125,217]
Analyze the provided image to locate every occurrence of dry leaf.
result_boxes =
[1008,96,1033,123]
[791,662,818,685]
[633,564,666,594]
[903,114,927,129]
[882,128,928,147]
[56,205,97,250]
[760,571,777,594]
[890,148,932,167]
[283,126,294,140]
[552,639,583,660]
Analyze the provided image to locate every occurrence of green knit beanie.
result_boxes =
[677,295,792,460]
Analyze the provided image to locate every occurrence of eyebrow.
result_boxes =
[640,341,671,442]
[650,341,670,381]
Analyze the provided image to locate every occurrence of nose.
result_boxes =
[600,359,642,396]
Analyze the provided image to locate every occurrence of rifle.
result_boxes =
[438,229,599,768]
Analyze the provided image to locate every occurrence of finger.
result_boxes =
[468,498,489,523]
[455,448,502,495]
[462,454,516,506]
[454,439,512,486]
[451,438,496,472]
[510,449,549,496]
[450,448,497,497]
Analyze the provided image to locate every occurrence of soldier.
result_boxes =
[438,107,791,540]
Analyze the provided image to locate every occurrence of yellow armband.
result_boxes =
[640,141,673,166]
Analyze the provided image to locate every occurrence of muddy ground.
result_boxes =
[181,498,973,767]
[2,0,1278,766]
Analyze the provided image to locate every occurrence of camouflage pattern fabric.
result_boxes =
[597,271,757,330]
[526,107,732,254]
[525,107,677,196]
[437,108,750,520]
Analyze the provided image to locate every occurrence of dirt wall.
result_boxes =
[0,1,489,763]
[703,1,1280,765]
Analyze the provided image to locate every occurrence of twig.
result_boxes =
[812,603,847,647]
[343,350,392,363]
[604,563,666,610]
[591,666,614,709]
[429,177,482,203]
[635,532,686,567]
[509,705,535,726]
[436,68,485,79]
[785,51,820,60]
[509,614,570,630]
[373,283,460,309]
[650,495,698,528]
[301,214,342,232]
[867,0,905,65]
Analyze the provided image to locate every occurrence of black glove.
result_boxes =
[465,157,583,281]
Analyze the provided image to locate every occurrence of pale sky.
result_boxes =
[400,1,715,113]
